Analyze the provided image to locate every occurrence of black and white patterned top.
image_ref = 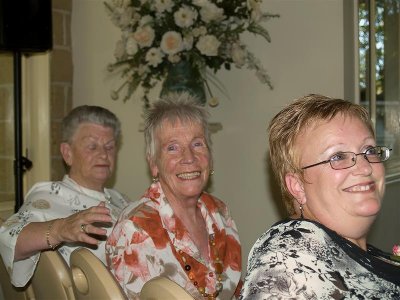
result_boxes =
[240,219,400,299]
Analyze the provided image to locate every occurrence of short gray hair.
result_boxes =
[144,92,211,162]
[62,105,121,143]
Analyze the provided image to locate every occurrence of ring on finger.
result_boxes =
[80,223,88,234]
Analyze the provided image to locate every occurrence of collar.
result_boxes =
[63,175,112,203]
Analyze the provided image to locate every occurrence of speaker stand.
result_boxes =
[13,51,33,212]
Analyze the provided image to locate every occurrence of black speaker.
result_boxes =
[0,0,52,52]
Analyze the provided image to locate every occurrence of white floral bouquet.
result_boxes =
[105,0,278,108]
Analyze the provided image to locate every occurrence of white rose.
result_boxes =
[133,25,155,48]
[139,15,154,26]
[193,0,209,7]
[200,3,225,23]
[145,47,164,67]
[160,31,183,55]
[138,65,150,76]
[196,35,220,56]
[248,0,262,22]
[114,40,126,60]
[183,35,194,51]
[168,54,181,63]
[231,43,246,67]
[126,36,138,56]
[118,7,134,28]
[153,0,174,13]
[192,26,207,37]
[174,6,198,28]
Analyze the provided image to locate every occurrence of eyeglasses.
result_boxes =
[301,146,392,170]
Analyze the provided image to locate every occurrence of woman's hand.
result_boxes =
[14,202,113,261]
[51,202,113,246]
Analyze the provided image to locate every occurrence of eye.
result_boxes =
[330,152,349,162]
[364,146,379,156]
[192,137,207,149]
[193,140,205,147]
[166,144,178,152]
[87,143,97,151]
[105,142,116,151]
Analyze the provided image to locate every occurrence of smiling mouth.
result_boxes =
[344,183,375,192]
[177,171,201,180]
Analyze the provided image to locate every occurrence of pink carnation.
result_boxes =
[393,244,400,256]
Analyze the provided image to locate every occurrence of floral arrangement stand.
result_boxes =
[161,60,206,105]
[105,0,279,112]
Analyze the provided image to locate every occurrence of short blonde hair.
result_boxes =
[268,94,374,215]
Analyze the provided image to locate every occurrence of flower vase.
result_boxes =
[160,60,206,105]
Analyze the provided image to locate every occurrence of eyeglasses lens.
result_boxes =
[330,147,390,170]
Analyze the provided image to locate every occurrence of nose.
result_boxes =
[352,153,372,175]
[181,147,195,163]
[98,146,108,158]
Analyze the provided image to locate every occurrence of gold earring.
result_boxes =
[299,203,304,219]
[210,169,215,175]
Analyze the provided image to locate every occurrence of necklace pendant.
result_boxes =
[214,262,223,274]
[216,282,223,292]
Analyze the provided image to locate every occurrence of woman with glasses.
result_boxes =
[240,94,400,299]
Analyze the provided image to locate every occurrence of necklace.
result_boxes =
[176,234,224,299]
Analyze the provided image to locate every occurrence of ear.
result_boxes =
[285,173,306,205]
[60,143,73,167]
[147,155,159,178]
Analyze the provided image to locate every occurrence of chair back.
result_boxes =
[30,250,75,300]
[140,276,195,300]
[69,248,126,300]
[0,255,33,300]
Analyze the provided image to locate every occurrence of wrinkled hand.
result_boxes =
[51,202,112,246]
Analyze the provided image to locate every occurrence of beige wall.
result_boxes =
[0,54,15,220]
[51,0,73,181]
[71,0,347,269]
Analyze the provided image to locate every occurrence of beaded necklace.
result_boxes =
[176,234,224,299]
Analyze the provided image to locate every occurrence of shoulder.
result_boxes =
[249,219,331,263]
[26,180,55,194]
[25,177,83,198]
[108,198,169,248]
[201,192,229,214]
[117,197,160,221]
[24,180,67,202]
[105,188,131,205]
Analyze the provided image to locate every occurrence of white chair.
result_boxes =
[69,248,126,300]
[140,276,195,300]
[0,255,33,300]
[30,250,75,300]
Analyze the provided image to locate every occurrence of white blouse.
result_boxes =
[0,175,129,287]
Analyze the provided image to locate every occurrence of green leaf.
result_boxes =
[248,23,271,43]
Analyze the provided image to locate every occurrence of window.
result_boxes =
[358,0,400,181]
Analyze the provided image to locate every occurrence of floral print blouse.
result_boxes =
[240,219,400,300]
[106,182,242,300]
[0,175,129,287]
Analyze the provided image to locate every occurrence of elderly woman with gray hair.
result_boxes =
[0,105,129,288]
[106,92,242,300]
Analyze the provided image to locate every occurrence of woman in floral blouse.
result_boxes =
[106,92,242,299]
[240,94,400,299]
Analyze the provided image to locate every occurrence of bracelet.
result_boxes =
[45,220,60,250]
